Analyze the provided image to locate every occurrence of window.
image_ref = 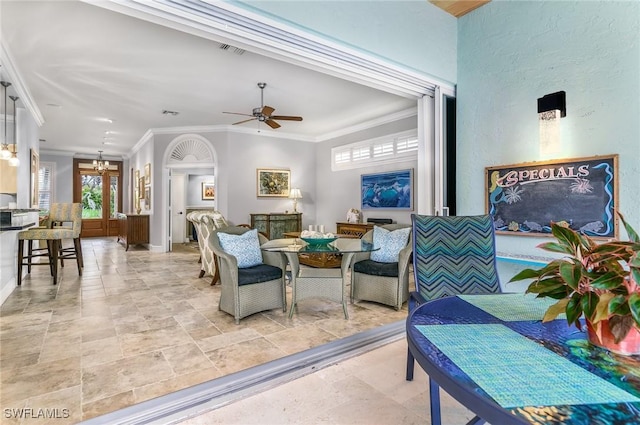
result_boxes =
[331,130,418,171]
[38,162,55,211]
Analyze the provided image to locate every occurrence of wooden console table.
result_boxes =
[250,213,301,239]
[116,213,149,251]
[336,222,374,238]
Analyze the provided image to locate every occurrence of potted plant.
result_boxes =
[510,213,640,355]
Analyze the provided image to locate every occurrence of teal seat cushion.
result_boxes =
[237,264,282,286]
[218,229,263,268]
[354,259,399,278]
[370,226,410,263]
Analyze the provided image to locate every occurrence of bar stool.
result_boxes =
[49,203,84,270]
[17,203,83,285]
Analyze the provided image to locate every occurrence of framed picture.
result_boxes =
[256,168,290,197]
[144,186,151,210]
[30,149,39,208]
[138,177,145,199]
[202,182,215,200]
[144,163,151,185]
[361,169,413,210]
[486,155,618,238]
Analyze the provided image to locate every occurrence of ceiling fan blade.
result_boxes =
[265,119,281,129]
[223,111,254,117]
[270,115,303,121]
[232,117,258,125]
[261,105,275,116]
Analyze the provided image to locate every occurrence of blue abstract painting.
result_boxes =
[361,169,413,210]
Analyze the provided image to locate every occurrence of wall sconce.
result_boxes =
[538,91,566,155]
[289,188,302,213]
[8,95,19,167]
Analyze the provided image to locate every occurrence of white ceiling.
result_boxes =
[0,1,417,158]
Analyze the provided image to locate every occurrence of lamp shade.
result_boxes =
[289,188,302,199]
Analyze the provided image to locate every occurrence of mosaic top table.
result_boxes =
[406,293,640,425]
[261,238,377,319]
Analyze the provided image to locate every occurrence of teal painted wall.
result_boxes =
[234,0,457,84]
[457,1,640,261]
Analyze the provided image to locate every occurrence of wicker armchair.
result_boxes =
[186,210,229,285]
[209,226,287,324]
[349,224,412,311]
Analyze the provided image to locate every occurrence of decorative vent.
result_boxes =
[168,138,213,164]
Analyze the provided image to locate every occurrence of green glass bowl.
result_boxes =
[300,237,338,245]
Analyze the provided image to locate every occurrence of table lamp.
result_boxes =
[289,188,302,213]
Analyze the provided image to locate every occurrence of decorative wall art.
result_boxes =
[144,186,151,210]
[257,168,290,197]
[202,182,215,200]
[144,163,151,185]
[485,155,618,238]
[138,177,145,201]
[30,149,39,208]
[361,169,413,210]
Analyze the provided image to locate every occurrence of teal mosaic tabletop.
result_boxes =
[459,293,565,322]
[414,323,640,408]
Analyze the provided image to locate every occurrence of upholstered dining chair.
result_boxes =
[406,214,502,381]
[208,226,287,324]
[17,203,83,285]
[186,210,229,285]
[349,224,412,311]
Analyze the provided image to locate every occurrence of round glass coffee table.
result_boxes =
[261,238,378,319]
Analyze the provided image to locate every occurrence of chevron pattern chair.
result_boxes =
[406,214,501,380]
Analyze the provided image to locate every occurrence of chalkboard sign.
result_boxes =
[485,155,618,238]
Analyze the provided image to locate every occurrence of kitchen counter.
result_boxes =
[0,222,37,231]
[0,210,40,304]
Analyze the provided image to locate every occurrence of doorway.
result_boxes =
[163,134,217,252]
[73,158,123,237]
[171,172,186,245]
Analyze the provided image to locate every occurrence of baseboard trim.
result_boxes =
[80,320,405,425]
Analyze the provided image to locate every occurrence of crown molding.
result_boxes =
[39,149,77,157]
[0,41,45,126]
[315,107,418,142]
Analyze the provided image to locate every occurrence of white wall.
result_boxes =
[186,173,216,208]
[316,116,418,230]
[457,1,640,260]
[39,153,74,203]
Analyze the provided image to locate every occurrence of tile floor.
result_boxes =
[0,237,409,424]
[177,339,476,425]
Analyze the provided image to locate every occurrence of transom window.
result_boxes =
[331,130,418,171]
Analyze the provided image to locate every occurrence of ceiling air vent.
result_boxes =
[219,43,244,55]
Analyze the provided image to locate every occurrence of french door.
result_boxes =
[73,158,123,237]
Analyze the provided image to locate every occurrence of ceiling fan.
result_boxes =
[223,82,303,129]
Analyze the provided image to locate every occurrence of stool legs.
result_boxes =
[17,239,24,286]
[17,238,61,286]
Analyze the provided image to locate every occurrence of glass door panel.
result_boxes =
[74,158,123,237]
[82,174,103,218]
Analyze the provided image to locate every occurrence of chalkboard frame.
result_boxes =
[485,155,618,239]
